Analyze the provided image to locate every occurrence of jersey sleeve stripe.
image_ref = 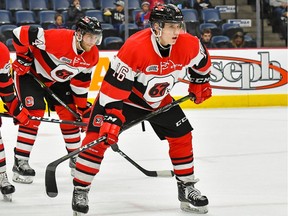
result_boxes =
[28,26,46,50]
[101,81,131,101]
[98,92,122,107]
[70,84,89,95]
[103,68,134,92]
[12,26,30,54]
[70,79,91,89]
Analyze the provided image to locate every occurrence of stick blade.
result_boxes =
[45,163,58,197]
[156,170,174,177]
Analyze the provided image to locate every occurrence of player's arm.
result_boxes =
[188,41,212,104]
[0,45,35,127]
[94,56,135,144]
[12,26,38,76]
[70,70,93,126]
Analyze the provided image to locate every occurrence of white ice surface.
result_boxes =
[0,107,287,216]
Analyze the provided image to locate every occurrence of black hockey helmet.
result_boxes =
[149,4,184,25]
[76,16,103,45]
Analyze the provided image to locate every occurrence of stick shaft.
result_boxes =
[45,95,191,197]
[113,146,174,177]
[29,73,81,120]
[0,113,86,126]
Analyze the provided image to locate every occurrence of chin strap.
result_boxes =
[75,32,85,52]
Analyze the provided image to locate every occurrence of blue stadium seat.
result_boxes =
[29,0,48,11]
[15,11,36,26]
[181,9,199,36]
[52,0,69,12]
[81,0,95,10]
[29,0,49,23]
[102,36,124,50]
[6,38,15,51]
[45,0,53,10]
[61,10,68,23]
[182,9,199,22]
[5,0,24,11]
[100,0,115,9]
[85,10,104,23]
[222,23,244,39]
[211,35,230,48]
[0,10,12,25]
[189,0,195,8]
[199,23,222,36]
[0,24,17,40]
[244,34,257,47]
[28,24,42,28]
[39,10,56,29]
[128,0,140,10]
[119,23,140,39]
[201,8,222,26]
[101,23,119,39]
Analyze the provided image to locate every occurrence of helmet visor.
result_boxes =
[160,22,186,34]
[82,31,103,45]
[164,21,186,34]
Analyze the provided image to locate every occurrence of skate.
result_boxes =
[177,179,209,214]
[0,172,15,202]
[72,186,90,215]
[69,156,77,177]
[12,157,35,184]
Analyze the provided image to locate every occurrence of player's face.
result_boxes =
[80,33,99,51]
[159,22,184,46]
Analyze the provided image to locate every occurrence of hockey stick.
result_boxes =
[28,73,174,176]
[45,94,192,198]
[178,77,190,84]
[111,145,174,177]
[28,72,82,121]
[0,113,86,126]
[178,77,217,89]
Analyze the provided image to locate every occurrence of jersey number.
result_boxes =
[113,64,128,81]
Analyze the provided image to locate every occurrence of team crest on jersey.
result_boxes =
[32,39,44,46]
[60,57,72,64]
[55,70,74,79]
[93,114,104,127]
[25,96,34,107]
[148,82,170,97]
[146,65,158,72]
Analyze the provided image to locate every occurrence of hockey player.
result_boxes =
[72,4,211,215]
[0,42,35,201]
[11,16,103,184]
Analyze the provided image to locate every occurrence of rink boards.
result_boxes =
[7,48,288,110]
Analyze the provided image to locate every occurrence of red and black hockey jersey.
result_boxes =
[0,42,15,100]
[12,26,99,108]
[98,28,211,113]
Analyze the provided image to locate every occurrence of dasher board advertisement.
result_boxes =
[9,48,288,108]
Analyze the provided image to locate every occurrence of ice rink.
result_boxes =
[0,107,287,216]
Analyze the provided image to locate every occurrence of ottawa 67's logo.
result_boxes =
[144,75,174,102]
[50,64,79,82]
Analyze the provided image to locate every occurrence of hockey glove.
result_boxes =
[99,121,121,145]
[12,52,33,76]
[188,69,212,104]
[5,97,37,128]
[77,102,92,132]
[99,109,125,145]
